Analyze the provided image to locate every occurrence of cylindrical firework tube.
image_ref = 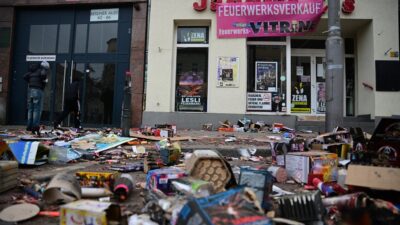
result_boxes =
[113,174,134,201]
[322,192,367,208]
[267,166,288,183]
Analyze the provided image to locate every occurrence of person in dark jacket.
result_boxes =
[24,61,49,135]
[53,74,82,129]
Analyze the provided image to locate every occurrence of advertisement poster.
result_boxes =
[255,61,278,92]
[217,56,239,88]
[216,0,326,38]
[272,93,287,112]
[177,71,205,111]
[247,92,272,111]
[291,82,311,113]
[316,82,326,114]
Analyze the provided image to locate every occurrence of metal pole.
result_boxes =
[325,0,345,132]
[121,73,132,137]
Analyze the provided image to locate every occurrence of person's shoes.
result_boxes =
[32,126,41,136]
[53,123,61,130]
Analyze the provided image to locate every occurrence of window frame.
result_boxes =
[173,26,210,113]
[246,37,291,115]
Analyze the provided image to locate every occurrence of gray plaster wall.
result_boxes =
[142,111,297,130]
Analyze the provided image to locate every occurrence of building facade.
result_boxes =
[144,0,399,129]
[0,0,147,127]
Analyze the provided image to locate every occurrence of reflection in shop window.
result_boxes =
[74,24,88,53]
[84,63,115,125]
[175,27,209,112]
[175,48,208,112]
[29,25,57,53]
[88,23,118,53]
[58,24,71,53]
[247,45,287,112]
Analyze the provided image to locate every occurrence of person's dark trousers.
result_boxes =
[27,88,44,133]
[54,99,81,128]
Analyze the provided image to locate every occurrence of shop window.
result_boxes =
[291,56,312,113]
[29,24,57,53]
[376,60,400,92]
[291,39,325,49]
[247,45,287,112]
[346,58,355,116]
[88,23,118,53]
[175,27,209,112]
[57,24,71,53]
[345,38,354,54]
[74,24,88,53]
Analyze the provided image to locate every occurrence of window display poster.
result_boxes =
[272,92,287,112]
[217,56,239,88]
[317,82,326,114]
[247,92,272,111]
[317,64,324,78]
[291,82,311,113]
[177,71,205,111]
[296,66,304,76]
[255,61,278,92]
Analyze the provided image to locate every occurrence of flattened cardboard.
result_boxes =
[70,134,134,153]
[130,133,194,141]
[6,141,47,165]
[43,173,82,204]
[345,165,400,191]
[0,203,40,222]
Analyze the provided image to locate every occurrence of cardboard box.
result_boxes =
[177,188,271,225]
[285,151,338,183]
[345,165,400,192]
[0,161,18,193]
[146,168,186,195]
[311,143,350,159]
[186,150,236,193]
[368,118,400,167]
[75,172,118,189]
[239,167,274,210]
[60,200,121,225]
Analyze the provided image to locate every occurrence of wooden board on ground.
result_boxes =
[20,135,58,141]
[130,133,194,141]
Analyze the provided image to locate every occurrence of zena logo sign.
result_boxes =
[216,0,326,38]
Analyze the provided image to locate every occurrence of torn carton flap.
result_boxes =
[6,141,48,165]
[345,165,400,192]
[43,173,82,204]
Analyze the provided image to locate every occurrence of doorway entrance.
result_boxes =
[291,50,326,115]
[9,6,132,127]
[290,49,356,117]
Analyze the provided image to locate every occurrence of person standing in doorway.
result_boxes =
[53,74,82,130]
[24,61,49,135]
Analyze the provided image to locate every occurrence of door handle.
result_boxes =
[70,60,74,84]
[61,60,67,111]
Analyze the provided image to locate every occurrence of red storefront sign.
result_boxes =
[342,0,355,14]
[216,0,326,38]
